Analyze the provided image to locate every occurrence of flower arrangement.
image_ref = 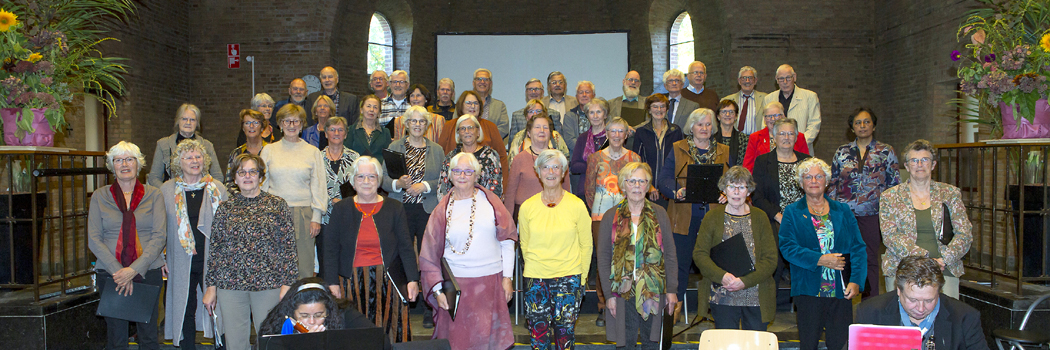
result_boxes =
[0,1,133,141]
[953,0,1050,133]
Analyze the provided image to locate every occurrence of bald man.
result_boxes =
[763,64,821,145]
[608,70,647,125]
[306,66,361,126]
[271,78,311,141]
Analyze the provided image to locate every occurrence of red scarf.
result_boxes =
[110,181,145,267]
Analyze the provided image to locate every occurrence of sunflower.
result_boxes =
[26,53,42,63]
[0,9,17,32]
[1041,33,1050,52]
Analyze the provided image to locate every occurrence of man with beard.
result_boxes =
[680,61,720,111]
[608,70,647,126]
[306,66,360,126]
[722,66,768,135]
[429,78,456,121]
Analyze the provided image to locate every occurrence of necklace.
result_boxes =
[355,200,382,217]
[446,189,478,255]
[809,200,828,216]
[543,192,561,207]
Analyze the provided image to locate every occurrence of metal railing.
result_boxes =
[0,150,110,302]
[937,141,1050,295]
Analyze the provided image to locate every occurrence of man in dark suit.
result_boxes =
[306,66,360,126]
[855,256,990,350]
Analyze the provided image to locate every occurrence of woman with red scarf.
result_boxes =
[88,141,168,350]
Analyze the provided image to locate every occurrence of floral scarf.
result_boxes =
[174,175,222,256]
[609,199,665,320]
[688,139,720,165]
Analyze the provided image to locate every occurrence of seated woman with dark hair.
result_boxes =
[258,277,346,336]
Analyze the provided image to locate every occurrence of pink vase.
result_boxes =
[1000,99,1050,139]
[0,108,56,147]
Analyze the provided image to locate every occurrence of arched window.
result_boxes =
[669,12,694,73]
[368,12,394,73]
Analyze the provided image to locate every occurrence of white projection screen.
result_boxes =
[436,32,629,113]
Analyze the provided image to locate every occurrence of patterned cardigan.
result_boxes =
[879,180,973,278]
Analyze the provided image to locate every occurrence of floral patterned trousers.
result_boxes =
[524,275,583,350]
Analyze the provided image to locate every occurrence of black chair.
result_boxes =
[992,292,1050,350]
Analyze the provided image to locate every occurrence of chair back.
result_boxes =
[698,329,779,350]
[1019,292,1050,330]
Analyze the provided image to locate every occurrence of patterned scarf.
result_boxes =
[174,175,222,256]
[110,181,145,267]
[688,139,720,165]
[583,129,606,160]
[609,199,665,320]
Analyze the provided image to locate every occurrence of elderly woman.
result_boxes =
[437,91,509,181]
[778,157,867,350]
[419,152,517,349]
[161,139,229,349]
[657,108,729,320]
[713,99,749,167]
[504,114,571,221]
[393,84,444,140]
[347,94,393,164]
[260,104,327,279]
[224,109,269,194]
[148,103,224,187]
[236,93,277,145]
[323,156,420,343]
[302,95,335,150]
[693,166,777,331]
[89,141,167,350]
[880,139,972,299]
[630,93,684,208]
[319,116,360,277]
[742,102,810,171]
[829,108,901,299]
[438,114,503,197]
[597,162,678,349]
[753,118,812,286]
[518,149,592,350]
[570,98,611,196]
[205,153,299,350]
[383,105,445,258]
[510,99,572,163]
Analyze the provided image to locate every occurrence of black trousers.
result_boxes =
[180,268,202,349]
[403,203,429,254]
[710,304,766,331]
[98,268,163,350]
[794,295,853,350]
[622,298,658,350]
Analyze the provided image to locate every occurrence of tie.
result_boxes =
[737,94,750,131]
[669,98,677,123]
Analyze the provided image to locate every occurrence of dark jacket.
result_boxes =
[628,121,684,188]
[345,124,392,164]
[307,90,360,126]
[855,291,990,350]
[779,196,867,297]
[752,150,811,223]
[322,197,420,286]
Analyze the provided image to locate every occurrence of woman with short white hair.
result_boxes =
[383,105,446,255]
[147,103,224,187]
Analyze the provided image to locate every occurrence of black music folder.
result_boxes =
[710,233,755,277]
[96,277,161,323]
[440,257,462,321]
[679,164,722,203]
[840,253,852,287]
[381,149,407,179]
[339,181,356,199]
[659,312,674,350]
[620,107,648,127]
[258,327,386,350]
[385,256,410,304]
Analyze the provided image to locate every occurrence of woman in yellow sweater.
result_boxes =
[518,149,593,350]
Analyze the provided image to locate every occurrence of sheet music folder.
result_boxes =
[440,257,462,321]
[96,276,161,324]
[381,149,408,179]
[385,256,410,304]
[710,233,755,277]
[258,327,386,350]
[620,107,648,127]
[678,164,722,203]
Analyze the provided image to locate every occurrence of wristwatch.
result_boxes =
[434,289,444,295]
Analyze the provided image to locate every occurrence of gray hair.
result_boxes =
[173,103,202,132]
[350,156,384,182]
[795,157,832,188]
[763,101,785,116]
[773,118,798,134]
[391,70,409,84]
[776,64,796,77]
[903,139,938,161]
[606,117,629,132]
[547,71,564,84]
[454,114,484,143]
[474,68,492,78]
[662,69,685,84]
[738,66,757,79]
[533,149,568,174]
[449,152,483,175]
[326,116,348,130]
[576,81,595,92]
[400,105,430,128]
[584,98,610,119]
[438,78,455,91]
[718,166,756,193]
[251,93,274,110]
[683,108,718,137]
[525,78,542,87]
[106,141,146,173]
[169,139,212,178]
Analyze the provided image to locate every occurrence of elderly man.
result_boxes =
[306,66,360,126]
[379,70,410,134]
[369,70,389,100]
[662,69,700,130]
[855,256,989,350]
[508,79,573,145]
[472,68,510,139]
[680,61,720,111]
[568,81,596,137]
[608,70,647,126]
[764,64,821,145]
[429,78,456,122]
[722,66,768,135]
[541,71,579,123]
[247,78,308,143]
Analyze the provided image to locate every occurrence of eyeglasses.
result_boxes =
[738,76,756,81]
[406,119,428,125]
[526,87,543,93]
[803,174,827,182]
[549,80,566,86]
[181,154,203,161]
[354,174,379,182]
[908,157,933,165]
[296,313,327,322]
[608,128,628,134]
[625,178,649,186]
[282,119,302,125]
[390,80,408,85]
[776,131,797,137]
[776,76,794,82]
[666,79,683,85]
[689,71,707,77]
[725,184,749,192]
[457,125,477,131]
[540,164,562,171]
[370,77,387,82]
[451,169,476,176]
[236,169,260,177]
[326,127,346,133]
[764,113,785,119]
[473,77,491,82]
[719,110,737,115]
[625,78,641,84]
[527,109,544,115]
[112,157,137,165]
[463,101,480,106]
[257,103,275,109]
[243,120,261,127]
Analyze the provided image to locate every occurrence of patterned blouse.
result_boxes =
[710,212,760,306]
[206,192,299,291]
[812,214,838,298]
[829,139,901,217]
[224,141,268,194]
[438,145,503,198]
[714,130,749,167]
[778,162,803,211]
[584,149,641,220]
[879,180,973,278]
[402,140,428,204]
[322,146,360,224]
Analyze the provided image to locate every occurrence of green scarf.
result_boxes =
[609,199,666,320]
